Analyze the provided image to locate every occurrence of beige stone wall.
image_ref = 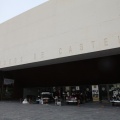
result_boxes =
[0,0,120,68]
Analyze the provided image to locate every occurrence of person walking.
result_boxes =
[76,92,81,106]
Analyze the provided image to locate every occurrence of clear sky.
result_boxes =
[0,0,48,24]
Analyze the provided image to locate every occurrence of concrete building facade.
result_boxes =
[0,0,120,100]
[0,0,120,69]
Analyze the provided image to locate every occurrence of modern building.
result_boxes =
[0,0,120,101]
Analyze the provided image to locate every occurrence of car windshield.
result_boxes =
[41,92,51,98]
[41,94,50,98]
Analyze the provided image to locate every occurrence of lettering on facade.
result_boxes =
[118,36,120,44]
[14,58,17,63]
[69,46,72,53]
[91,41,95,48]
[21,57,23,63]
[9,59,11,65]
[104,38,108,46]
[80,44,83,51]
[59,48,62,55]
[41,52,44,58]
[1,35,120,68]
[4,61,6,65]
[34,53,36,60]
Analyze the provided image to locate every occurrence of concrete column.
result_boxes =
[0,71,4,101]
[106,84,110,101]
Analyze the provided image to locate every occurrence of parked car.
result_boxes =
[66,96,77,104]
[110,94,120,106]
[41,92,54,104]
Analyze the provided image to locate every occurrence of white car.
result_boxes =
[41,92,53,104]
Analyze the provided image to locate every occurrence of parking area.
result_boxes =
[0,101,119,120]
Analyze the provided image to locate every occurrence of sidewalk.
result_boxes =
[0,101,119,120]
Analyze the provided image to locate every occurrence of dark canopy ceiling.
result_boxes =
[3,54,120,87]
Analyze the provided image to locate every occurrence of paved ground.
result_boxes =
[0,101,120,120]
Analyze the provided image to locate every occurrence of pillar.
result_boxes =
[0,71,4,101]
